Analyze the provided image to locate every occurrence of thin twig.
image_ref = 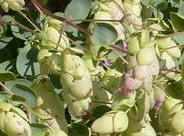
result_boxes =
[0,82,13,95]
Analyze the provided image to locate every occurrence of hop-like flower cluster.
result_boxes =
[0,0,25,12]
[0,101,31,136]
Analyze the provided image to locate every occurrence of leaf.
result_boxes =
[30,123,48,136]
[178,2,184,16]
[2,15,13,23]
[170,12,184,31]
[91,23,118,47]
[11,84,37,108]
[166,80,184,99]
[0,37,13,50]
[68,123,89,136]
[0,92,10,101]
[174,33,184,45]
[64,0,92,23]
[31,78,68,132]
[16,44,40,77]
[0,71,16,82]
[5,79,32,90]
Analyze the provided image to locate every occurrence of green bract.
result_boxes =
[91,111,128,134]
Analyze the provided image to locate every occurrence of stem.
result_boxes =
[10,20,34,32]
[18,11,41,32]
[0,82,13,95]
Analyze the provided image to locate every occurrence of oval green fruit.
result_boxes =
[128,36,140,54]
[170,110,184,134]
[137,47,155,65]
[4,112,31,136]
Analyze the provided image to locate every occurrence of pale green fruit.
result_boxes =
[0,2,9,12]
[167,103,183,117]
[166,46,181,58]
[6,0,25,11]
[4,112,31,136]
[94,11,112,21]
[48,18,62,29]
[91,113,114,134]
[170,110,184,134]
[10,107,29,121]
[105,0,124,20]
[133,65,151,80]
[149,57,159,76]
[124,73,142,90]
[138,30,150,48]
[37,49,52,61]
[161,97,182,116]
[49,129,67,136]
[161,52,175,69]
[143,76,153,92]
[61,51,86,79]
[128,36,140,54]
[0,101,13,112]
[126,55,138,70]
[45,27,69,51]
[60,71,92,99]
[70,98,91,117]
[37,49,60,74]
[91,111,128,133]
[113,111,129,132]
[137,47,155,65]
[156,37,171,49]
[159,97,182,131]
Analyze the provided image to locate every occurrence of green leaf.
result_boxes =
[11,84,37,108]
[0,71,16,82]
[65,0,92,23]
[91,23,118,47]
[0,93,10,101]
[178,2,184,16]
[31,78,68,132]
[2,15,13,23]
[170,12,184,31]
[16,44,40,77]
[68,123,89,136]
[166,80,184,99]
[0,37,13,50]
[174,33,184,45]
[30,123,48,136]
